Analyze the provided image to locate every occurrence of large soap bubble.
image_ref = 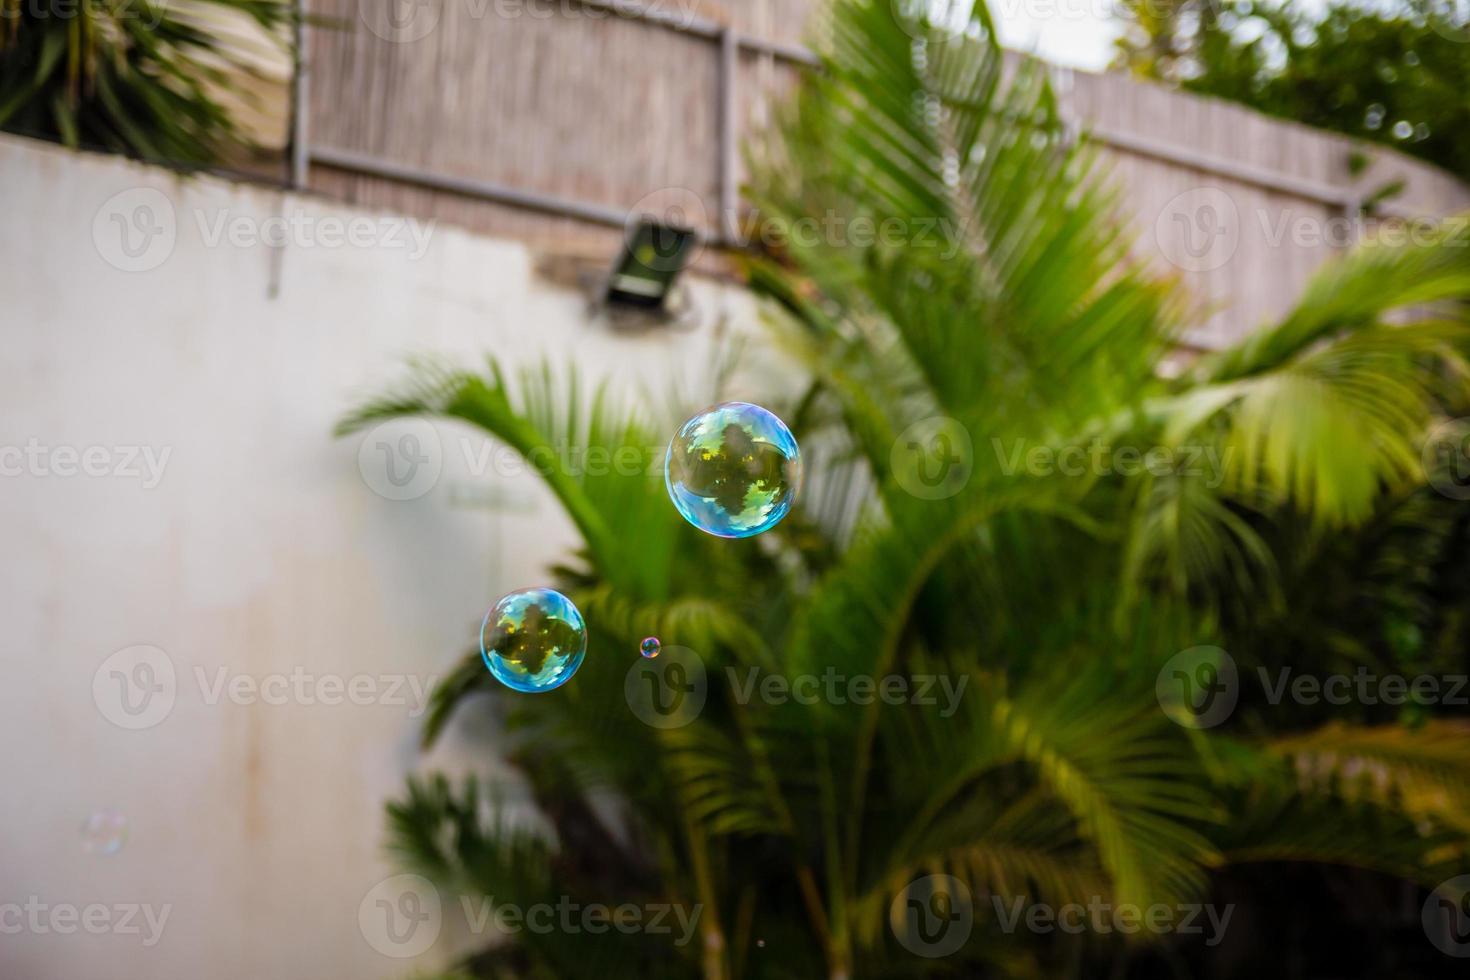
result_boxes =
[665,402,801,538]
[480,588,587,693]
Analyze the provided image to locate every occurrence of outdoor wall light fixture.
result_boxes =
[606,219,697,309]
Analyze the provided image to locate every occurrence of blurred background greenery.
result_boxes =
[0,0,294,165]
[1114,0,1470,179]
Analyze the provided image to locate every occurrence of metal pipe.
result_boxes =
[745,36,819,66]
[568,0,722,40]
[564,0,819,65]
[288,0,310,188]
[718,27,739,243]
[309,146,633,228]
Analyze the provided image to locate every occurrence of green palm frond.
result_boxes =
[663,721,794,839]
[854,664,1217,950]
[387,774,554,899]
[1121,226,1470,601]
[338,356,687,597]
[1,0,294,163]
[1167,322,1470,526]
[858,779,1109,947]
[1198,220,1470,384]
[579,591,777,671]
[1213,778,1462,885]
[388,774,705,978]
[1268,721,1470,840]
[996,662,1221,909]
[418,648,495,749]
[750,0,1179,458]
[1120,470,1278,607]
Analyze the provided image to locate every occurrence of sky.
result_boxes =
[991,0,1125,70]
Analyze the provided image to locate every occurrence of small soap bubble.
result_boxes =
[665,402,801,538]
[640,636,661,659]
[481,588,587,693]
[81,809,127,855]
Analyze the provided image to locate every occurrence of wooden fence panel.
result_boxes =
[1062,66,1470,346]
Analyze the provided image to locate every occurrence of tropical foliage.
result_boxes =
[1113,0,1470,180]
[338,0,1470,975]
[0,0,293,163]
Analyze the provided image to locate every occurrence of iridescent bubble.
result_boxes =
[665,402,801,538]
[640,636,661,659]
[480,588,587,693]
[81,809,127,855]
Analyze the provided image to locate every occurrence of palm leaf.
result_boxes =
[1,0,294,163]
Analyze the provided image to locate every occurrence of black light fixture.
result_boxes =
[606,219,697,309]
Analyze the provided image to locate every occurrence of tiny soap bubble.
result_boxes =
[81,809,128,855]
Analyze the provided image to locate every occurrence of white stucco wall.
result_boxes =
[0,134,768,978]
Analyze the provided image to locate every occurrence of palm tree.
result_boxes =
[337,1,1470,976]
[0,0,293,164]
